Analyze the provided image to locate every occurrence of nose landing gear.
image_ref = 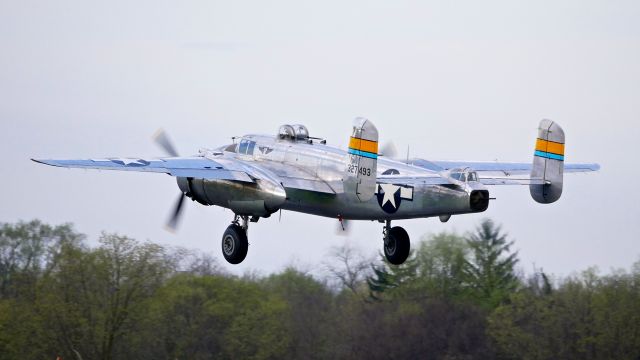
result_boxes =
[382,220,410,265]
[221,215,249,264]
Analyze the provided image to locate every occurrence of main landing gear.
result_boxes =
[221,215,251,264]
[221,216,411,266]
[382,220,410,265]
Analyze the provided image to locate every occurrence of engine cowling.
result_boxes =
[176,175,286,217]
[469,189,490,212]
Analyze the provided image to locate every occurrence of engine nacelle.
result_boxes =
[469,189,490,212]
[177,175,286,217]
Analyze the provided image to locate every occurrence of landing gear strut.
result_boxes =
[382,220,410,265]
[221,215,249,264]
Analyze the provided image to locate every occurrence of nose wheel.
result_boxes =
[221,215,249,264]
[382,220,410,265]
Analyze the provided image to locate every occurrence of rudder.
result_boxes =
[530,119,565,203]
[345,117,378,202]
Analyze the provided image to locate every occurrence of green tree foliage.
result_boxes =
[367,251,419,300]
[16,233,171,360]
[263,268,333,359]
[139,273,290,359]
[0,220,85,359]
[464,219,519,308]
[324,243,372,295]
[330,293,493,359]
[415,231,469,299]
[1,219,639,360]
[489,266,640,360]
[0,220,84,299]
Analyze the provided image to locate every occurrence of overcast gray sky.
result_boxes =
[1,0,638,277]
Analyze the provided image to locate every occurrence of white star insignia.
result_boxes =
[379,183,400,208]
[112,158,144,166]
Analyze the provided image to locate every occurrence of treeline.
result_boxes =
[0,220,639,360]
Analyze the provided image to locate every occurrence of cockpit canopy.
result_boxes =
[278,124,309,141]
[449,168,478,182]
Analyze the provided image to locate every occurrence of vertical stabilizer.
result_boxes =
[530,119,565,203]
[345,118,378,202]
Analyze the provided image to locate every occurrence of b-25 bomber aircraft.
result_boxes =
[33,118,599,265]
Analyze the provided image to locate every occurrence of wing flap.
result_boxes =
[168,169,253,181]
[280,177,337,194]
[253,161,339,194]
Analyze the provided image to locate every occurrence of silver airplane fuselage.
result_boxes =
[179,134,489,221]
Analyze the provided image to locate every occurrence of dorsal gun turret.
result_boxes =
[278,124,310,142]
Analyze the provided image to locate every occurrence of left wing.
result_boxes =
[412,119,600,204]
[412,159,600,185]
[32,156,255,182]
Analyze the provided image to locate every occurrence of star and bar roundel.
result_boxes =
[376,183,414,214]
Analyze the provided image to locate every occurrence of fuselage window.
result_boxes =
[247,141,256,155]
[239,140,249,154]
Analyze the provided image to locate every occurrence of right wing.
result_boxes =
[33,155,341,194]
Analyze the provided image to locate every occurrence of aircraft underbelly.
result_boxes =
[281,184,486,220]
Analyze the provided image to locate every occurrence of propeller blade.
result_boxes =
[380,142,398,158]
[152,129,180,157]
[165,193,186,232]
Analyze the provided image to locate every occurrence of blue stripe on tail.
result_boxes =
[348,148,378,159]
[534,150,564,161]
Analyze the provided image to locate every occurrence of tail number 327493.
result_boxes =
[347,164,372,176]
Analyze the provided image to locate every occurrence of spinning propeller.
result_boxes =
[379,142,398,158]
[152,129,186,232]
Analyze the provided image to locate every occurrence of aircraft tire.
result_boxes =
[221,224,248,264]
[384,226,410,265]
